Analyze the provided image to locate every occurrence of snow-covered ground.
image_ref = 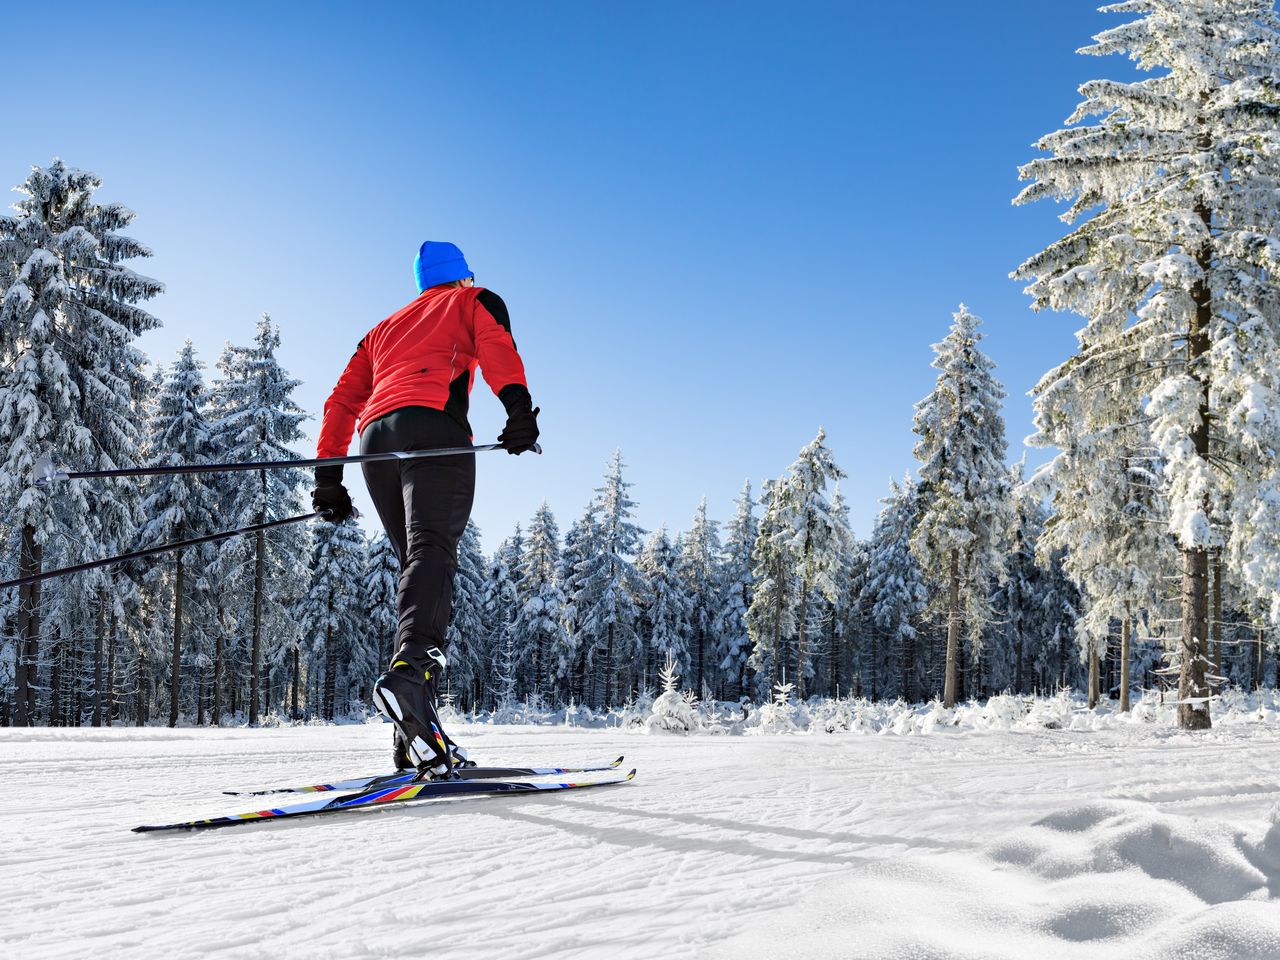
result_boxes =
[3,716,1279,960]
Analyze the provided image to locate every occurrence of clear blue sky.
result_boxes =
[2,1,1139,547]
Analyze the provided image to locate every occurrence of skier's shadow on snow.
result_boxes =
[406,794,968,865]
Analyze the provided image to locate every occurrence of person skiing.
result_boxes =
[312,240,540,776]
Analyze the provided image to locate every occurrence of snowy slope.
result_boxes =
[2,720,1278,960]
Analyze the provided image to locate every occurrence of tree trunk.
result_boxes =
[604,622,615,708]
[943,549,961,708]
[324,620,337,720]
[291,646,300,720]
[169,543,185,728]
[1176,188,1214,731]
[135,648,147,726]
[1256,623,1265,691]
[14,525,42,727]
[213,616,224,726]
[901,625,914,703]
[1211,554,1223,684]
[250,523,265,726]
[1087,636,1100,708]
[107,612,118,725]
[795,579,810,701]
[93,592,105,727]
[49,632,62,726]
[1120,613,1132,713]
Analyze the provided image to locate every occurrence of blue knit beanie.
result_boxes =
[414,241,473,291]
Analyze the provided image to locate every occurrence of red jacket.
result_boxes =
[317,285,528,459]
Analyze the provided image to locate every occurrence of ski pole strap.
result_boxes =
[32,442,541,487]
[0,512,320,592]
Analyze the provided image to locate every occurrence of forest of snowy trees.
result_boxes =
[4,2,1280,729]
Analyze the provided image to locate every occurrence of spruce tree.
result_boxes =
[678,498,723,697]
[138,343,218,726]
[0,160,161,725]
[861,476,929,701]
[911,306,1011,708]
[571,451,645,707]
[209,315,307,723]
[447,520,489,709]
[363,533,400,673]
[747,478,798,693]
[1012,1,1280,727]
[513,504,566,702]
[782,430,847,699]
[717,481,758,700]
[637,526,692,682]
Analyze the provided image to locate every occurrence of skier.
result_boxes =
[312,241,540,776]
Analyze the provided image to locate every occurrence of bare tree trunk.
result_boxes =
[324,621,337,720]
[49,632,62,726]
[1176,188,1214,731]
[14,526,42,727]
[603,622,615,708]
[250,524,265,726]
[1256,623,1265,691]
[795,578,811,700]
[213,615,224,725]
[135,648,147,727]
[93,592,105,727]
[291,646,300,719]
[943,549,961,708]
[1120,612,1132,713]
[107,612,118,724]
[1087,636,1100,708]
[1212,554,1223,683]
[169,542,185,728]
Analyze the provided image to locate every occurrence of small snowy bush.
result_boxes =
[645,656,701,734]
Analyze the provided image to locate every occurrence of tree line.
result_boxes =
[5,3,1280,729]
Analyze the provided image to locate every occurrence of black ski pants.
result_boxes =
[360,406,475,671]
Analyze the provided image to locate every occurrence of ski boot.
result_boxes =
[372,647,455,779]
[392,728,474,772]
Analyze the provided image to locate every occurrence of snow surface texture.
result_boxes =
[2,717,1278,959]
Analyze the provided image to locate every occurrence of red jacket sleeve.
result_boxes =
[317,340,373,459]
[472,289,528,404]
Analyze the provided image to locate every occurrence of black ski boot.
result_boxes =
[392,721,474,771]
[373,647,454,778]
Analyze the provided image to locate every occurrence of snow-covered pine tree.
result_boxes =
[826,484,864,698]
[446,520,488,709]
[362,533,400,672]
[677,498,723,696]
[558,509,598,702]
[911,306,1011,708]
[296,518,367,719]
[1012,1,1280,728]
[637,526,692,681]
[717,481,758,700]
[747,477,798,694]
[138,343,219,726]
[482,527,522,710]
[512,503,566,703]
[208,315,308,723]
[781,429,847,699]
[861,475,930,701]
[571,451,645,707]
[0,160,162,725]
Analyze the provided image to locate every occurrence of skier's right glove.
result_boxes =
[312,465,353,523]
[498,384,540,455]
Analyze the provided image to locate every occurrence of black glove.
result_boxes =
[498,385,540,455]
[312,464,353,523]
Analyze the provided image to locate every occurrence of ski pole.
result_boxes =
[32,441,542,488]
[0,512,320,591]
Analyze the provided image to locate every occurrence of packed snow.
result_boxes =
[3,704,1278,959]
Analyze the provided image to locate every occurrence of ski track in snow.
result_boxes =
[2,722,1278,960]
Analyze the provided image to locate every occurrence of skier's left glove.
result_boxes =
[312,465,353,523]
[498,385,540,455]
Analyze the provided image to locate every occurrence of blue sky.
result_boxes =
[2,1,1140,547]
